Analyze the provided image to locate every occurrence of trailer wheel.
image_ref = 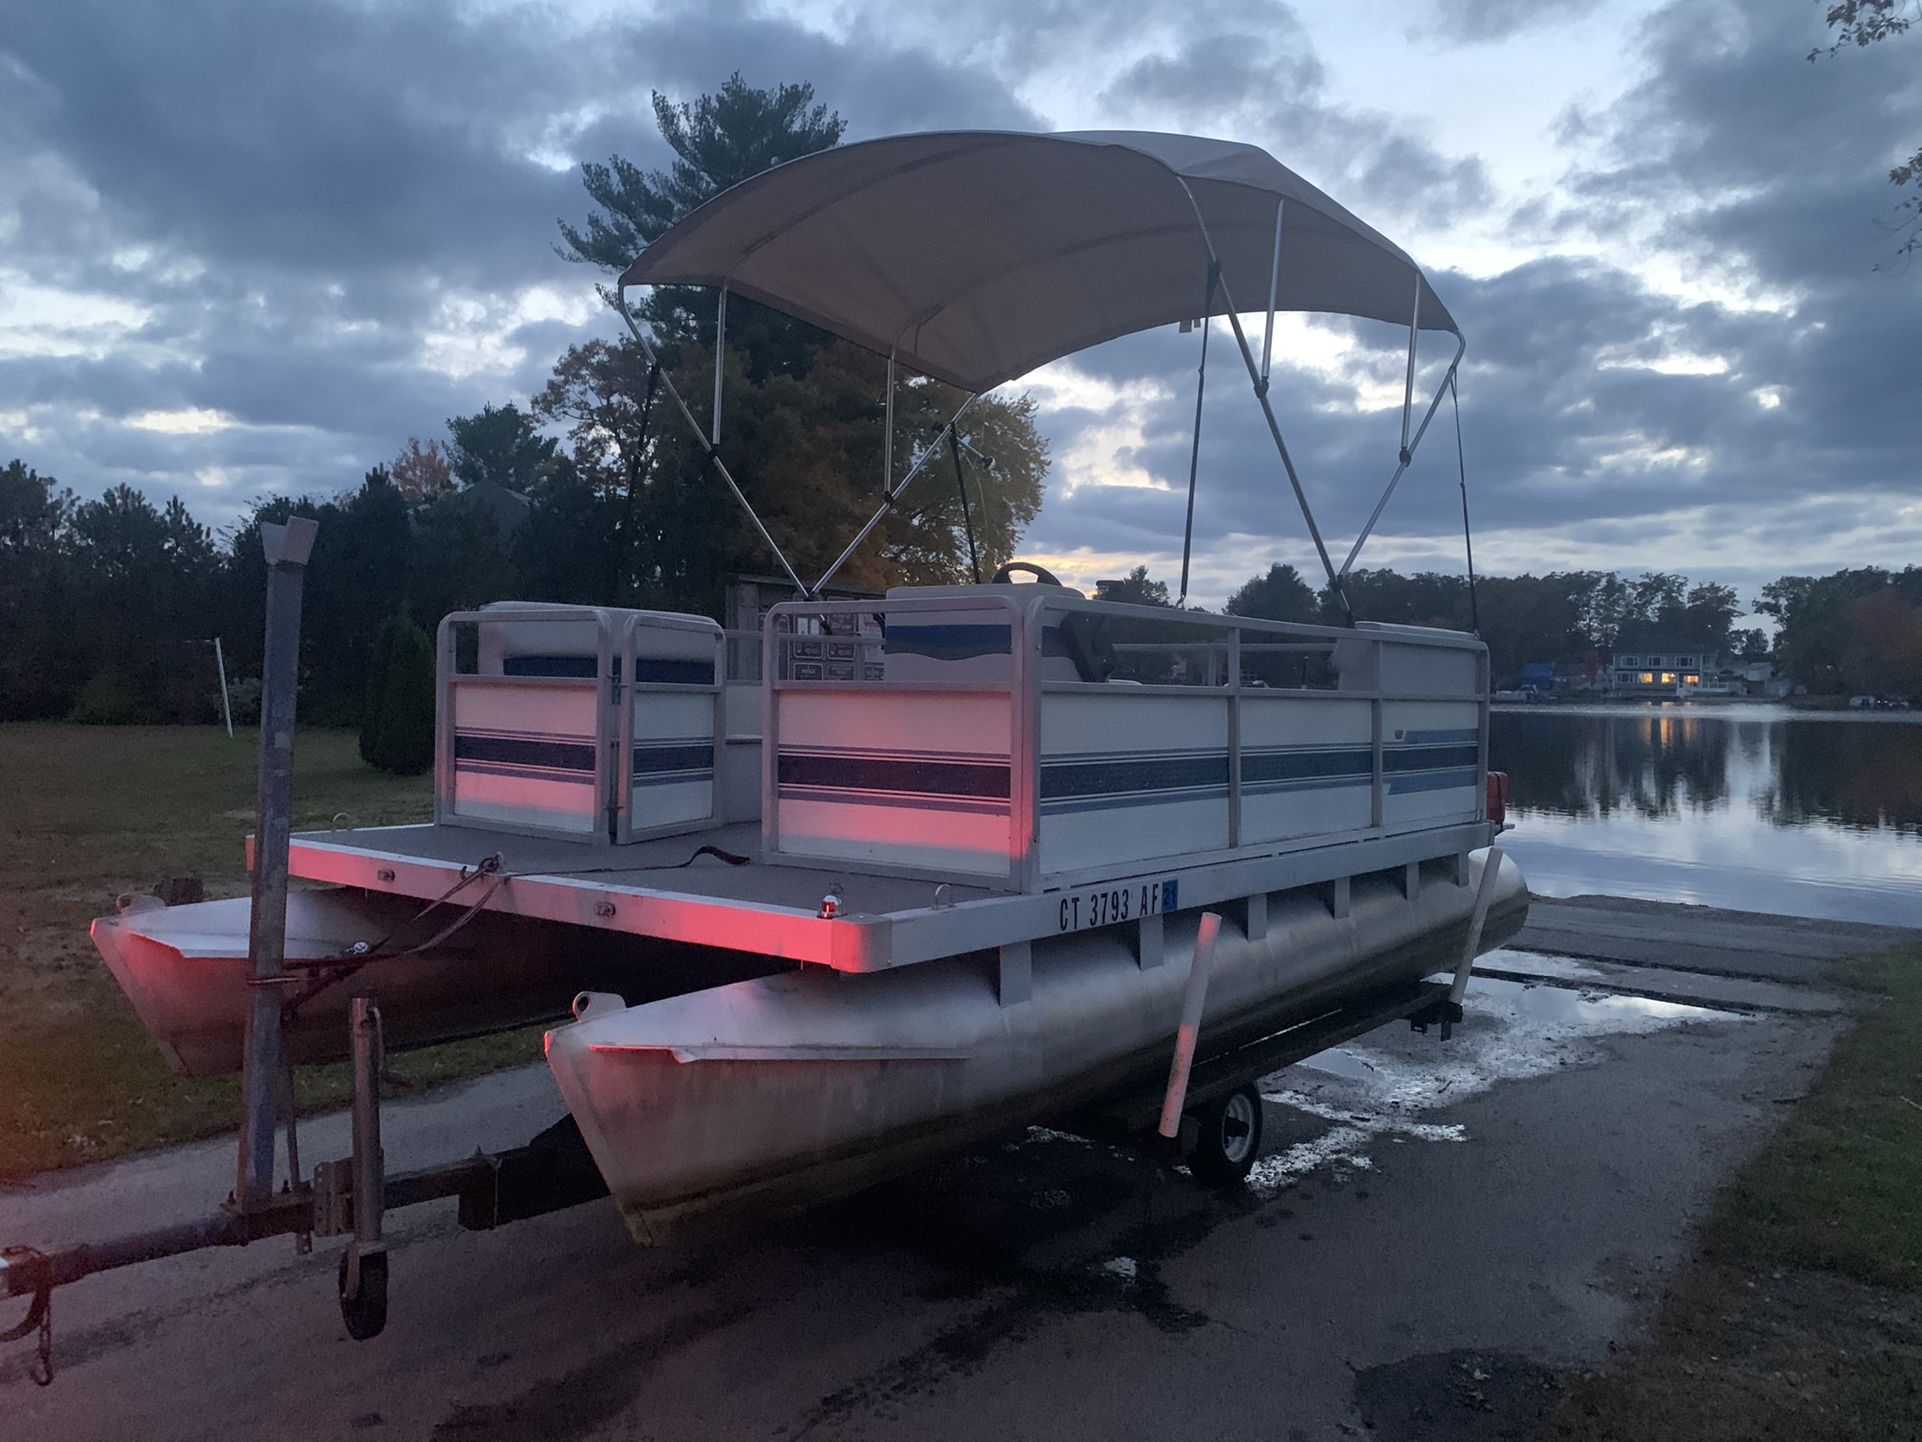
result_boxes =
[1190,1084,1263,1186]
[338,1248,388,1341]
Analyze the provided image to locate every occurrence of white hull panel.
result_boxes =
[546,851,1529,1244]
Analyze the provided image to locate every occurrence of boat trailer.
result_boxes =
[0,511,1507,1380]
[0,946,1486,1386]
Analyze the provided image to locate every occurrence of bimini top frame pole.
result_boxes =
[613,289,807,597]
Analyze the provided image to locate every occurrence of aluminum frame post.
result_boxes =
[710,286,727,445]
[1399,274,1422,457]
[212,635,233,738]
[948,426,982,584]
[1213,280,1346,607]
[615,293,806,595]
[1178,263,1220,607]
[236,515,318,1212]
[810,394,982,595]
[882,351,897,497]
[1337,331,1467,578]
[1260,198,1285,390]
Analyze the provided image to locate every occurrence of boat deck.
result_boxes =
[287,819,1492,975]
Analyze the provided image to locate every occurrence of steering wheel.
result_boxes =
[989,560,1066,586]
[987,560,1115,682]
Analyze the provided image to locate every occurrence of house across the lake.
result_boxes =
[1610,640,1713,696]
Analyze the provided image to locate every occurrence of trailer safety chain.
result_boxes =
[1,1246,53,1386]
[498,843,752,881]
[285,844,752,1021]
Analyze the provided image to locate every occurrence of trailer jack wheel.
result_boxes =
[337,1248,388,1341]
[1190,1084,1263,1187]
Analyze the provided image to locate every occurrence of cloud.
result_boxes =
[1415,0,1597,46]
[0,0,1044,526]
[0,0,1914,615]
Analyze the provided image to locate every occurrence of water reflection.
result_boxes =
[1489,704,1922,924]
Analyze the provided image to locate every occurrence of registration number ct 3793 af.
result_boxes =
[1057,878,1178,932]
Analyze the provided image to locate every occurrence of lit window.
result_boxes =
[1684,673,1699,685]
[1640,672,1654,684]
[1661,672,1676,684]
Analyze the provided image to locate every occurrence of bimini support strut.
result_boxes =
[710,285,728,445]
[1176,262,1221,608]
[1338,322,1467,579]
[1169,178,1349,621]
[615,289,807,596]
[811,391,983,596]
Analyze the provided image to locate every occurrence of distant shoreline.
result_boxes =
[1490,700,1920,723]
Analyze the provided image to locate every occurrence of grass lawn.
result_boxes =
[0,722,540,1181]
[1544,948,1922,1440]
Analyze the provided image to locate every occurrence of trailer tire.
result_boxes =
[338,1248,389,1341]
[1190,1084,1263,1187]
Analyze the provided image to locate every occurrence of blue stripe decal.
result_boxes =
[1381,744,1480,774]
[1395,727,1480,745]
[1041,753,1228,800]
[1241,775,1374,797]
[632,740,714,775]
[454,761,596,786]
[1386,767,1481,794]
[1242,747,1372,783]
[883,624,1011,660]
[778,785,1009,816]
[776,751,1011,801]
[877,624,1078,661]
[501,655,716,684]
[1040,786,1230,816]
[454,732,595,773]
[634,773,713,788]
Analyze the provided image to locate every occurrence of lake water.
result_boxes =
[1489,703,1922,926]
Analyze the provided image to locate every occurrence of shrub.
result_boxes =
[360,609,435,775]
[358,618,399,764]
[68,670,146,725]
[220,676,263,726]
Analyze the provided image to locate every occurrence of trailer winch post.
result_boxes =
[236,517,319,1214]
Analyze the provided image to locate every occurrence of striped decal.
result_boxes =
[776,747,1011,815]
[883,624,1010,660]
[453,728,596,785]
[1040,747,1228,815]
[632,737,714,788]
[1382,736,1479,797]
[880,624,1077,662]
[774,735,1480,818]
[1242,744,1372,794]
[1382,743,1480,774]
[502,655,716,684]
[1387,767,1481,794]
[1040,742,1478,814]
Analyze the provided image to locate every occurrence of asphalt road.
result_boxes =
[0,918,1865,1442]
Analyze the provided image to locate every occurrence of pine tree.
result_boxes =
[361,608,436,775]
[358,609,401,764]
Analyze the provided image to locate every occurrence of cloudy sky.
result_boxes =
[2,0,1917,611]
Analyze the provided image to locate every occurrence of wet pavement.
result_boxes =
[1514,893,1915,983]
[0,907,1880,1441]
